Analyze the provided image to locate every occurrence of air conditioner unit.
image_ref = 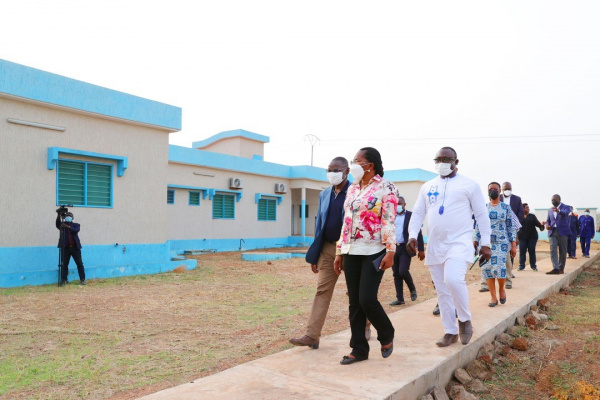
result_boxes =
[274,183,288,194]
[229,177,244,189]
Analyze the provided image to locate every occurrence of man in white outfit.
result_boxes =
[407,147,492,347]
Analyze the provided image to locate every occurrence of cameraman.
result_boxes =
[56,211,86,286]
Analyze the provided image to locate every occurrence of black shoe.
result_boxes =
[532,267,538,271]
[558,269,565,274]
[518,267,525,271]
[59,280,68,287]
[340,355,367,365]
[389,299,405,306]
[546,270,560,275]
[381,342,393,358]
[410,290,417,301]
[433,304,440,315]
[479,287,489,292]
[80,280,87,285]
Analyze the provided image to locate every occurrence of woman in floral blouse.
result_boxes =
[333,147,398,364]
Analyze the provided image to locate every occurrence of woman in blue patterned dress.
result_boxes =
[474,182,517,307]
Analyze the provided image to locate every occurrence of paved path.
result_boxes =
[139,250,599,400]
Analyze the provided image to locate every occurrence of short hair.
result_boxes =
[553,194,561,201]
[397,196,405,202]
[331,157,348,168]
[523,203,528,207]
[441,146,457,159]
[488,181,501,190]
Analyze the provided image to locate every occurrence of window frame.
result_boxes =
[257,198,277,221]
[56,159,113,208]
[212,193,236,219]
[189,191,201,206]
[167,189,175,204]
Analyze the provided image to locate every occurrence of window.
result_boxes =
[298,204,309,218]
[167,189,175,204]
[213,193,235,219]
[57,160,112,207]
[258,198,277,221]
[189,191,200,206]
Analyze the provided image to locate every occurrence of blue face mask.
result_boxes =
[397,205,404,214]
[65,216,73,223]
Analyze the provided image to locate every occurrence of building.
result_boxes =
[0,59,436,288]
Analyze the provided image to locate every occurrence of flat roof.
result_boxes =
[192,129,270,149]
[0,59,182,131]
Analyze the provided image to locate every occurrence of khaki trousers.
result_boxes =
[306,241,339,339]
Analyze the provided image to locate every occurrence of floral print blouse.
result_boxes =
[336,175,398,256]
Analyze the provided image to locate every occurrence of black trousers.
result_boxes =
[567,235,577,257]
[518,237,538,269]
[61,246,86,282]
[391,244,415,301]
[343,251,394,359]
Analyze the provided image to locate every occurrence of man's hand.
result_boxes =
[407,238,417,254]
[379,252,395,271]
[334,255,343,275]
[479,245,492,262]
[311,264,318,274]
[60,223,70,229]
[510,244,517,259]
[417,251,425,261]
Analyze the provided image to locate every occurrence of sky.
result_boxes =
[2,1,600,212]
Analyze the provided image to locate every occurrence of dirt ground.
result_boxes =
[0,242,597,400]
[479,259,600,400]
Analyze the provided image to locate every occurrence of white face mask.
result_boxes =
[504,190,512,197]
[585,212,590,216]
[435,162,453,177]
[350,163,367,181]
[327,172,344,186]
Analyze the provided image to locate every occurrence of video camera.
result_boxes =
[56,205,73,218]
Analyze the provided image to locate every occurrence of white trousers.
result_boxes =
[429,259,471,335]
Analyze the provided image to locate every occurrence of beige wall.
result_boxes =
[197,137,264,159]
[166,163,293,239]
[0,97,169,247]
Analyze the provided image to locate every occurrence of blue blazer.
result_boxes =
[499,194,524,222]
[546,203,571,237]
[305,182,349,265]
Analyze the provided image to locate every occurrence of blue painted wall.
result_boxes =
[0,59,182,131]
[168,236,314,253]
[0,243,196,288]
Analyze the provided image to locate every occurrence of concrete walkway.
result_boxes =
[139,250,599,400]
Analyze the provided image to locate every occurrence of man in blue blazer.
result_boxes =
[545,194,571,274]
[567,207,581,259]
[290,157,350,349]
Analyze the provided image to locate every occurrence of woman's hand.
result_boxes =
[510,243,517,259]
[334,255,343,275]
[379,252,395,271]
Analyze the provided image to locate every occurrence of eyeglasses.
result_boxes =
[350,161,370,166]
[326,169,345,173]
[433,157,455,164]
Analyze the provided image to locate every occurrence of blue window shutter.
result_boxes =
[167,189,175,204]
[213,193,234,219]
[267,199,276,221]
[189,191,200,206]
[87,164,111,206]
[58,160,85,205]
[213,194,224,218]
[258,199,267,220]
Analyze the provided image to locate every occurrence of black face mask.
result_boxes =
[552,201,560,207]
[489,190,500,200]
